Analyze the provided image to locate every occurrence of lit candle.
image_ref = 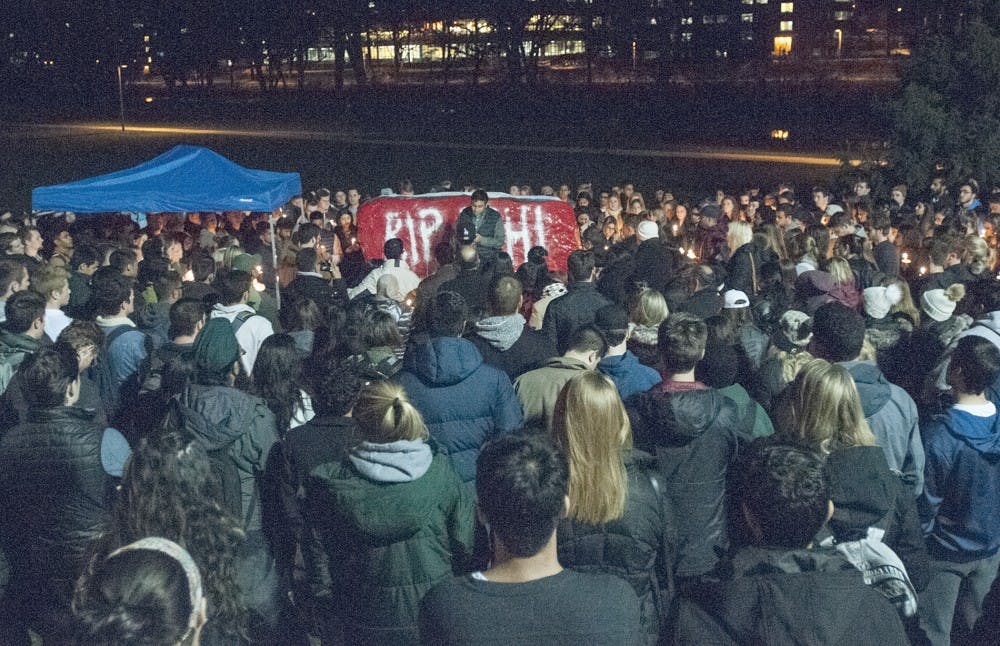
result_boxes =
[405,298,413,307]
[687,249,697,260]
[351,237,357,245]
[901,252,911,264]
[671,224,678,236]
[919,266,927,275]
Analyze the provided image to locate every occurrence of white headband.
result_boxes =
[109,537,204,633]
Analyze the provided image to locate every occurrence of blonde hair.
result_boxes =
[31,265,69,300]
[780,359,876,454]
[964,235,990,275]
[632,288,669,328]
[727,221,753,253]
[825,257,853,286]
[552,372,630,524]
[352,381,428,444]
[777,348,815,384]
[889,278,920,327]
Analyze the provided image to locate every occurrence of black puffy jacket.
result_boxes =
[626,385,754,578]
[0,406,112,623]
[822,445,929,590]
[557,451,676,646]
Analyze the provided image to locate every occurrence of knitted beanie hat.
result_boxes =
[862,284,903,320]
[921,284,966,322]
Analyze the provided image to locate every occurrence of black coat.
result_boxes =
[557,451,676,646]
[626,385,755,578]
[822,445,929,590]
[288,273,344,311]
[0,406,112,631]
[675,546,909,645]
[725,242,764,297]
[542,282,612,354]
[632,239,676,294]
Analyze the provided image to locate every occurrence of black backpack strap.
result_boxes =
[230,310,255,336]
[105,324,135,347]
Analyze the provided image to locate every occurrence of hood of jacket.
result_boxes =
[315,452,452,544]
[402,334,483,386]
[945,407,1000,455]
[474,313,526,352]
[842,361,891,418]
[177,385,262,451]
[825,445,896,540]
[0,329,43,355]
[349,440,433,483]
[634,387,732,445]
[728,545,859,579]
[599,350,644,380]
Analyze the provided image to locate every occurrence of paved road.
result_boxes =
[7,122,849,167]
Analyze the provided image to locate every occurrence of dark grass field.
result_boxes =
[0,82,891,211]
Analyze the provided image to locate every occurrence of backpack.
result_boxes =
[820,527,918,618]
[0,347,30,396]
[161,396,257,528]
[92,325,149,428]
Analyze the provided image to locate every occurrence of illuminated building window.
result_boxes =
[773,35,792,55]
[742,13,754,22]
[681,16,693,25]
[780,20,793,31]
[834,10,852,20]
[681,32,693,42]
[781,2,793,12]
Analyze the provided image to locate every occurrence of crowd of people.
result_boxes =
[0,172,999,645]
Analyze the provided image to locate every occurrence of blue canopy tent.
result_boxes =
[32,144,301,305]
[31,144,301,213]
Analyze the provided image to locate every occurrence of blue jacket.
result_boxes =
[843,361,923,495]
[599,351,662,401]
[396,334,523,482]
[919,406,1000,561]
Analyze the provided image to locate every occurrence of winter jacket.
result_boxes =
[718,383,774,439]
[468,314,556,380]
[173,384,279,532]
[557,451,676,646]
[440,265,494,318]
[0,406,112,628]
[304,447,475,646]
[842,361,924,495]
[598,351,662,401]
[0,329,44,395]
[675,546,909,645]
[395,334,522,483]
[627,324,660,370]
[625,383,755,577]
[514,356,591,433]
[822,445,929,590]
[456,205,504,255]
[726,242,764,297]
[542,282,612,354]
[920,405,1000,561]
[632,239,676,294]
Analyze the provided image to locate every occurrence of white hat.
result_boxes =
[921,284,965,322]
[826,204,844,216]
[723,289,750,309]
[636,220,659,242]
[862,284,903,320]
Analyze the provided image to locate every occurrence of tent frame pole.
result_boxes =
[270,211,281,310]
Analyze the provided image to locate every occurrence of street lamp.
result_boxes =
[117,64,127,132]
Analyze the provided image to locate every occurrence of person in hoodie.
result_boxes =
[774,359,928,591]
[809,302,924,495]
[394,290,522,484]
[675,440,909,646]
[166,316,281,639]
[594,303,661,401]
[304,380,475,646]
[918,336,1000,646]
[209,269,273,376]
[467,275,555,380]
[625,312,755,580]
